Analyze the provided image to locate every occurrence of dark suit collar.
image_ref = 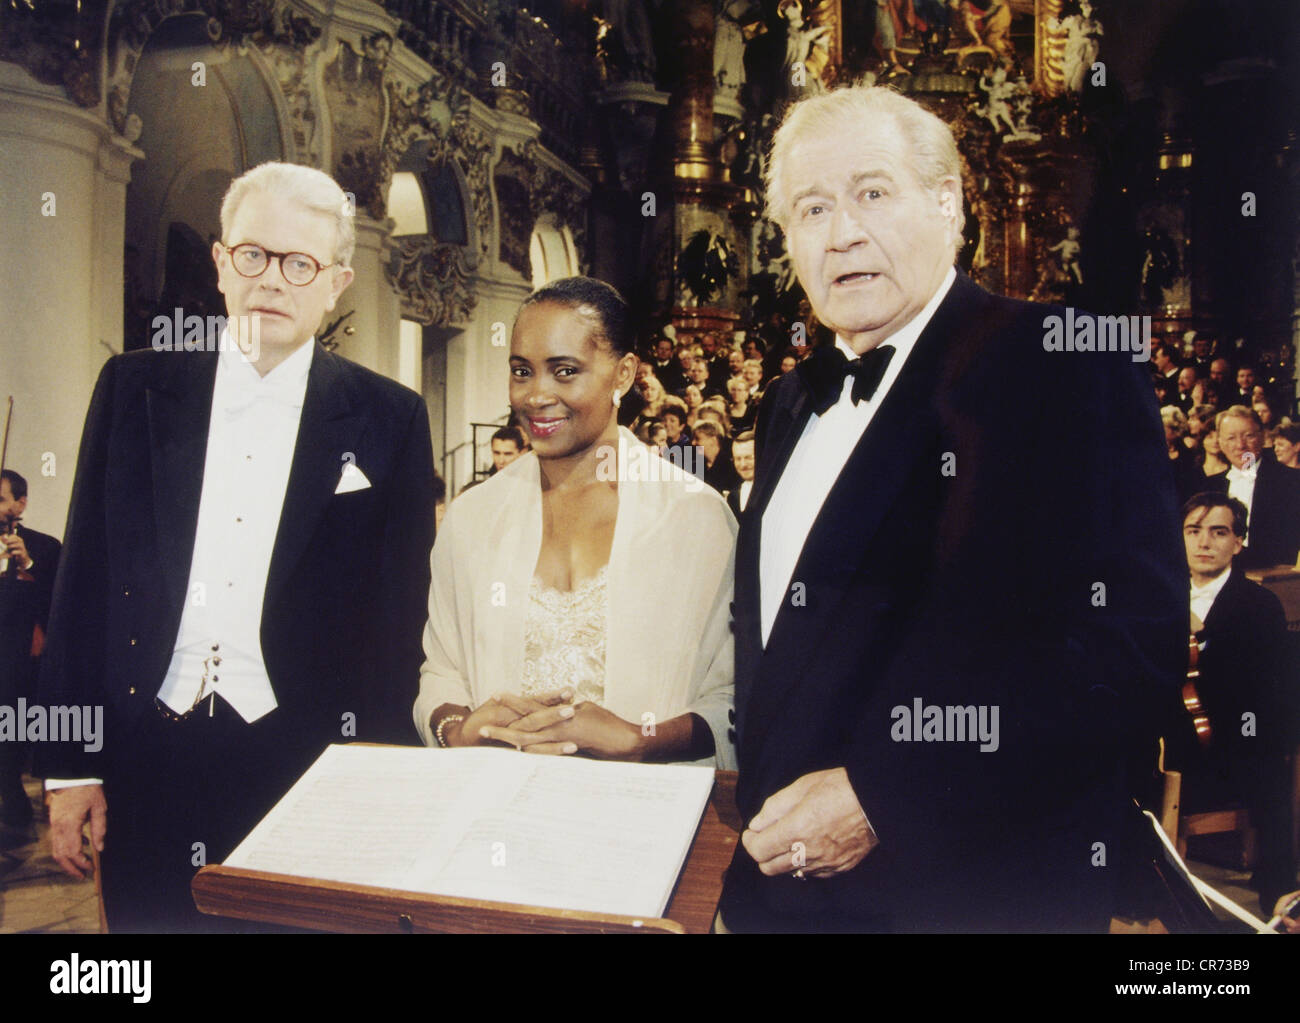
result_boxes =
[264,346,363,604]
[147,350,220,613]
[1202,565,1247,625]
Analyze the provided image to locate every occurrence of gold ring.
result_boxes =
[793,869,806,880]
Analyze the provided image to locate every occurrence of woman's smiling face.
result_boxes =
[509,300,630,460]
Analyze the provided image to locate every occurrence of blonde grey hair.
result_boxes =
[1160,405,1188,438]
[220,162,356,267]
[1215,404,1263,433]
[765,86,964,247]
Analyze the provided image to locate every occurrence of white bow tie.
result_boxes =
[222,382,304,415]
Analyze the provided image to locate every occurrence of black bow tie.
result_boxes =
[797,344,897,416]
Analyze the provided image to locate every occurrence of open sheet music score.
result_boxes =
[224,744,716,920]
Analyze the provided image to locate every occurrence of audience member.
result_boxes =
[489,424,528,474]
[1151,341,1180,389]
[637,372,667,420]
[684,356,723,400]
[1201,427,1230,477]
[1234,365,1257,404]
[1272,423,1300,469]
[1172,493,1297,912]
[726,376,757,434]
[726,431,756,517]
[661,395,692,457]
[1175,366,1197,412]
[1161,406,1203,504]
[1204,406,1300,568]
[650,335,685,393]
[691,420,740,494]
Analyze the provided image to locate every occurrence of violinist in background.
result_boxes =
[1175,492,1296,915]
[0,469,61,825]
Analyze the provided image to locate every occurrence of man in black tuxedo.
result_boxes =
[1175,493,1296,911]
[36,162,436,931]
[1204,406,1300,569]
[1152,341,1181,391]
[649,335,686,394]
[718,86,1185,932]
[726,431,756,517]
[0,469,62,824]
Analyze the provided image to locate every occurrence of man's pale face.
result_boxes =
[782,114,959,354]
[1217,416,1263,470]
[1184,506,1242,583]
[733,441,755,480]
[1209,359,1230,383]
[1237,367,1255,391]
[1178,368,1196,393]
[213,190,354,372]
[491,439,522,472]
[655,339,673,361]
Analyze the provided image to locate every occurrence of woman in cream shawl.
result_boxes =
[415,278,736,767]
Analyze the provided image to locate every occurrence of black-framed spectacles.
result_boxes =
[221,243,334,286]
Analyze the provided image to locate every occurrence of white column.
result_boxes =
[443,274,530,489]
[0,62,142,535]
[333,213,401,381]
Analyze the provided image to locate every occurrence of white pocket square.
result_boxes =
[335,462,371,494]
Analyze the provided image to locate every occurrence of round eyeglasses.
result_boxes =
[222,243,334,286]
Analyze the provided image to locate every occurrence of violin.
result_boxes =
[1183,630,1212,748]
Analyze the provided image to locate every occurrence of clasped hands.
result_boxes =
[447,689,642,760]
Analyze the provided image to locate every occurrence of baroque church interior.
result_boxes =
[0,0,1298,944]
[1,0,1296,512]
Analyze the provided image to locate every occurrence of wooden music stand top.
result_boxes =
[192,770,741,934]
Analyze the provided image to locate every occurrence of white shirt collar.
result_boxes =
[1226,461,1258,480]
[1190,566,1233,606]
[217,330,316,411]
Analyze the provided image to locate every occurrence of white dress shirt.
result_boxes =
[154,335,314,721]
[735,479,753,512]
[760,268,955,646]
[1189,568,1232,629]
[1225,464,1258,545]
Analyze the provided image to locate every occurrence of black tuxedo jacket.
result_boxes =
[11,524,61,628]
[719,273,1187,932]
[35,343,436,780]
[1192,568,1293,753]
[1203,458,1300,569]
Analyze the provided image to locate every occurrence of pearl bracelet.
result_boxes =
[435,713,465,748]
